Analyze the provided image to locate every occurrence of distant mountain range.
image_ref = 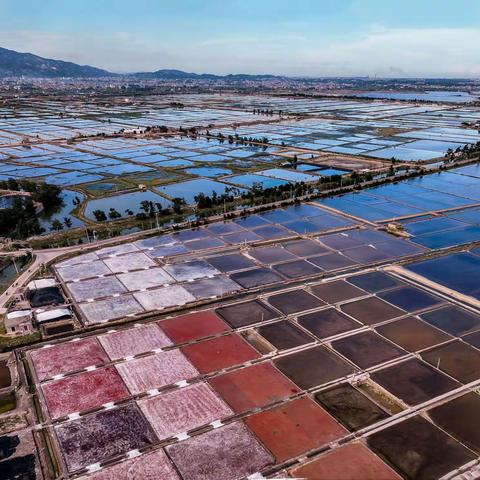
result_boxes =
[0,47,280,80]
[0,47,112,78]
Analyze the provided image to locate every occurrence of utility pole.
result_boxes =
[12,257,19,274]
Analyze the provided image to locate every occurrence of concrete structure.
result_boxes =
[26,278,57,291]
[35,308,71,324]
[5,309,33,335]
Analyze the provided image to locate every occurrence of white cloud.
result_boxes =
[0,26,479,76]
[0,30,179,72]
[298,27,480,77]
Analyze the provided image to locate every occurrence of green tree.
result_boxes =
[50,219,64,231]
[63,217,73,228]
[108,208,121,219]
[92,209,107,222]
[172,197,185,215]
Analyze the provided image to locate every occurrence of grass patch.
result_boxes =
[0,332,41,353]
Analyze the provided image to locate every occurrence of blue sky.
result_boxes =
[1,0,479,76]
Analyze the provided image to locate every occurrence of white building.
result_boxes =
[5,310,33,335]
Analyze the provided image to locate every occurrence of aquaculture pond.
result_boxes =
[84,190,171,220]
[38,189,85,232]
[156,179,246,204]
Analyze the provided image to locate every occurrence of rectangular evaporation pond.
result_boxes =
[138,382,232,440]
[267,289,325,315]
[248,245,297,264]
[229,267,284,289]
[298,308,362,340]
[272,259,322,279]
[98,323,173,360]
[274,346,355,390]
[182,333,261,373]
[340,297,405,326]
[115,349,199,394]
[55,403,158,472]
[311,280,367,304]
[257,320,314,351]
[82,449,180,480]
[421,340,480,384]
[283,239,330,257]
[146,244,189,258]
[133,285,195,311]
[371,358,460,406]
[41,366,130,419]
[367,416,475,480]
[159,310,229,343]
[221,230,263,244]
[378,286,445,313]
[308,252,359,271]
[56,252,99,268]
[184,237,227,251]
[68,276,127,302]
[183,276,241,300]
[428,392,480,454]
[79,295,144,325]
[29,337,109,382]
[347,271,403,293]
[342,245,393,264]
[252,224,294,240]
[376,316,451,352]
[166,422,273,480]
[412,225,480,249]
[103,252,156,273]
[206,222,245,235]
[289,443,401,480]
[420,305,480,336]
[163,260,220,282]
[233,214,271,229]
[56,260,112,282]
[257,209,297,224]
[96,243,139,258]
[116,267,173,291]
[331,331,406,369]
[245,396,347,463]
[206,253,256,273]
[404,217,468,236]
[406,252,480,298]
[315,383,390,431]
[215,300,278,328]
[208,363,297,413]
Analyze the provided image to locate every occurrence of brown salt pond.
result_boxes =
[315,383,389,431]
[371,358,460,406]
[331,331,406,369]
[421,340,480,383]
[310,280,367,304]
[256,320,314,350]
[428,392,480,454]
[367,416,476,480]
[215,299,278,328]
[274,346,355,389]
[298,307,362,339]
[376,316,451,352]
[340,296,404,326]
[267,289,325,315]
